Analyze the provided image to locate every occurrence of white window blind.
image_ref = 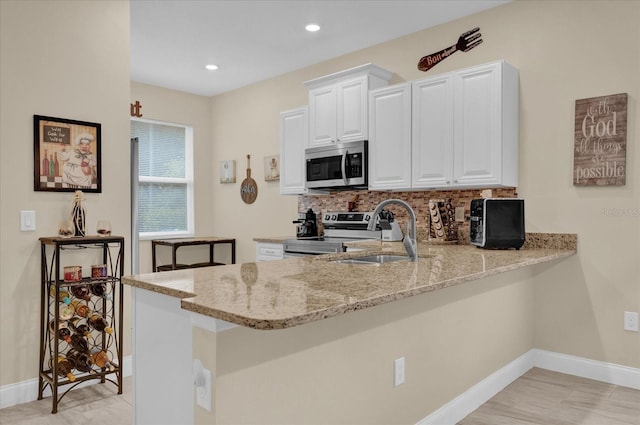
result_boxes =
[131,118,194,238]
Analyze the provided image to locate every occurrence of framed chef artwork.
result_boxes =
[34,115,102,193]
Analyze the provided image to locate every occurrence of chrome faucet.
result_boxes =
[368,199,418,261]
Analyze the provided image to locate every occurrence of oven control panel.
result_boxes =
[323,211,373,226]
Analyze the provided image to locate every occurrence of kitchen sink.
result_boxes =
[332,254,411,265]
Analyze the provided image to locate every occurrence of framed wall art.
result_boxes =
[34,115,101,192]
[220,160,236,183]
[573,93,627,186]
[264,154,279,182]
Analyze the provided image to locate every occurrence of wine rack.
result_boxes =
[38,236,124,414]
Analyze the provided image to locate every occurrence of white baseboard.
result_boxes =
[416,350,535,425]
[0,355,132,410]
[417,349,640,425]
[3,350,638,418]
[532,348,640,390]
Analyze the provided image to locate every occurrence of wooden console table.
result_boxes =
[152,237,236,272]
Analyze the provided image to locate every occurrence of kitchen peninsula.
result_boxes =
[124,234,576,424]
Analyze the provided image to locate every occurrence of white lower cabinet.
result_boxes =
[256,242,284,262]
[369,60,519,191]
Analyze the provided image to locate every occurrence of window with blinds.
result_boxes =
[131,118,194,239]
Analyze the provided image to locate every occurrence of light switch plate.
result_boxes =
[20,210,36,231]
[394,357,405,387]
[624,311,639,332]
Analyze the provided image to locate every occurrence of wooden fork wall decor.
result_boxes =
[417,27,483,72]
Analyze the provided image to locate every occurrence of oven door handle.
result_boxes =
[341,151,348,184]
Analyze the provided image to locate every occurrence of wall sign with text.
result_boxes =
[573,93,627,186]
[417,27,482,72]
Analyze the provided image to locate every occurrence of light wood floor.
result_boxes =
[1,369,638,424]
[0,377,132,425]
[458,368,640,425]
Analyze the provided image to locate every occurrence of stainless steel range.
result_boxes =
[283,211,381,258]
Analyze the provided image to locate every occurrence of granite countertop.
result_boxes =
[123,234,577,330]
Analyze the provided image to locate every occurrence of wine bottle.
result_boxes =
[50,355,76,382]
[42,149,49,176]
[49,154,55,178]
[66,350,96,374]
[88,314,113,334]
[70,284,91,301]
[49,286,71,305]
[90,348,116,371]
[59,303,75,321]
[68,317,93,340]
[69,333,90,353]
[54,154,60,177]
[48,319,71,343]
[89,282,107,297]
[70,300,90,318]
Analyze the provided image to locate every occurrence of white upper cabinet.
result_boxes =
[368,83,412,190]
[279,106,308,195]
[307,86,336,147]
[452,61,518,187]
[305,64,393,148]
[369,60,518,191]
[412,73,454,188]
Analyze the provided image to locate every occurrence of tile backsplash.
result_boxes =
[298,188,517,241]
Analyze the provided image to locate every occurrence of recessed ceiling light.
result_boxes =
[305,24,320,32]
[205,64,219,71]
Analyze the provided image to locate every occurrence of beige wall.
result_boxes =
[130,82,230,273]
[0,1,131,386]
[205,0,639,373]
[198,268,535,424]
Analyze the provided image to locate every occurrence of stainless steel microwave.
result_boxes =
[305,140,368,190]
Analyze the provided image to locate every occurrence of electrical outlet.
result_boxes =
[394,357,405,387]
[624,311,639,332]
[193,359,212,411]
[196,367,212,411]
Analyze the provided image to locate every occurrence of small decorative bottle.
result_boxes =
[70,190,86,237]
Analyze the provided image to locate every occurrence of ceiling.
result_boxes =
[130,0,509,97]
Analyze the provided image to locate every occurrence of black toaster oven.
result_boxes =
[469,198,525,249]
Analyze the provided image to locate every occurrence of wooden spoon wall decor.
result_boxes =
[240,154,258,204]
